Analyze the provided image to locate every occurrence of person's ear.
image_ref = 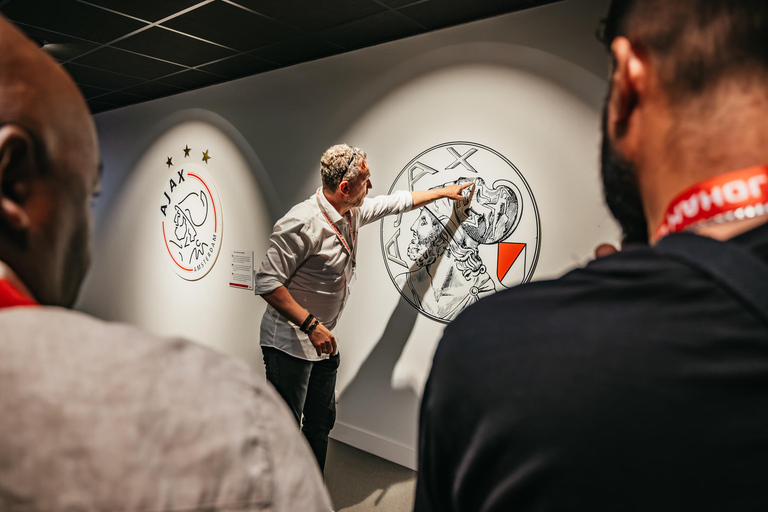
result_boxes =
[339,180,350,196]
[608,37,648,144]
[0,125,37,233]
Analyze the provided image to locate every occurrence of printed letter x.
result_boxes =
[446,147,478,173]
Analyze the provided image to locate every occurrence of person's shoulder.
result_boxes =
[280,195,319,223]
[0,306,254,391]
[0,306,276,445]
[0,307,332,510]
[440,245,680,354]
[272,198,323,242]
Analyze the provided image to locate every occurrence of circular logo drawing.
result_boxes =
[160,162,223,280]
[380,142,541,323]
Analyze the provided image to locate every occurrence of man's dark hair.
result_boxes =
[600,0,768,98]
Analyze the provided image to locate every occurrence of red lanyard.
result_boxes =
[0,279,38,308]
[317,190,356,257]
[656,165,768,239]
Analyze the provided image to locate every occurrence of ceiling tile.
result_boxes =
[14,25,99,62]
[251,35,343,66]
[95,91,147,107]
[84,0,204,22]
[121,81,186,99]
[317,11,425,50]
[113,26,235,67]
[87,99,119,114]
[398,0,539,31]
[163,1,300,52]
[199,54,277,79]
[64,63,145,89]
[380,0,426,7]
[230,0,386,32]
[72,47,186,80]
[76,83,113,99]
[44,40,100,62]
[156,69,225,89]
[1,0,147,43]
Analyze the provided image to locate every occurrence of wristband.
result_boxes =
[307,318,320,334]
[300,313,315,333]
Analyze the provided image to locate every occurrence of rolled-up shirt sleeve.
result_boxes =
[254,217,316,295]
[358,190,413,227]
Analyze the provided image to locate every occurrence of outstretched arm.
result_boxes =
[411,181,474,209]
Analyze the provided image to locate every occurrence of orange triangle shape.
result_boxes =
[498,243,526,281]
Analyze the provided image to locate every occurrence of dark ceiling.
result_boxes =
[1,0,560,114]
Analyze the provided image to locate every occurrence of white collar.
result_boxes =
[316,187,344,224]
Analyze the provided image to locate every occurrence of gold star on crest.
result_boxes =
[183,145,191,157]
[202,150,211,164]
[166,156,173,168]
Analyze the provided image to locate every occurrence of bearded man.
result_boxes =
[416,1,768,510]
[254,144,470,472]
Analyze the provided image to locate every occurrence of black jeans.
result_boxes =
[262,346,340,473]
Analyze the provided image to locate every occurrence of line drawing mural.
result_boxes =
[381,142,541,323]
[169,191,210,263]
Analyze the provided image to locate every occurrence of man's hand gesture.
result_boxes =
[309,321,337,357]
[411,181,475,209]
[441,181,474,201]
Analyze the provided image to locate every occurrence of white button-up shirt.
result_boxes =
[255,188,413,360]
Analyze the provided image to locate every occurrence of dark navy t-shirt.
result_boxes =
[416,223,768,512]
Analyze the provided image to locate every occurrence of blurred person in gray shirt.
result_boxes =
[0,14,331,512]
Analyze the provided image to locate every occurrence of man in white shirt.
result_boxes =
[254,143,470,471]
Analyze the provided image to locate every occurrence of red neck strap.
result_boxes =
[0,279,38,309]
[656,165,768,239]
[316,189,356,257]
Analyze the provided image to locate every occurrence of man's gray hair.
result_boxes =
[320,144,367,191]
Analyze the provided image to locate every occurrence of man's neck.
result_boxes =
[641,85,768,242]
[323,188,349,216]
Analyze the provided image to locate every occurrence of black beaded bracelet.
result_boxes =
[300,313,315,333]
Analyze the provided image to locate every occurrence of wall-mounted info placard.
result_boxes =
[229,250,254,290]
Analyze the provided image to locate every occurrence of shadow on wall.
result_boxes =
[337,206,465,477]
[337,297,421,470]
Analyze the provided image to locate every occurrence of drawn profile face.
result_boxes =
[407,209,444,267]
[165,187,214,270]
[173,206,189,241]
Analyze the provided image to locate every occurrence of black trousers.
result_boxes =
[262,346,340,473]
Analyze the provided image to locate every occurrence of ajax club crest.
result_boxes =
[159,146,223,280]
[380,142,540,323]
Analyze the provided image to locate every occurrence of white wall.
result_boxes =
[78,0,617,470]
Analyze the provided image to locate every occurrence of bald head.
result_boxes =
[0,15,100,306]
